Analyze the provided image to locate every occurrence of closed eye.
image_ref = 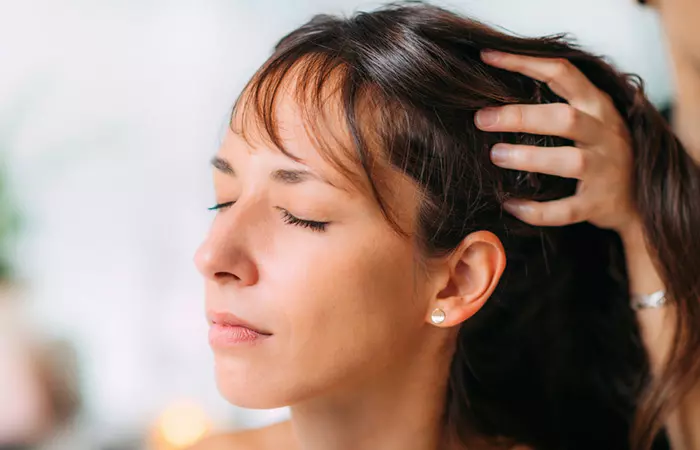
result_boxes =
[277,208,329,233]
[207,202,329,232]
[208,201,235,211]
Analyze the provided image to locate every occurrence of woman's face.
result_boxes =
[194,94,437,409]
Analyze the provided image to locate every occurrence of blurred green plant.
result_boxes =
[0,84,29,283]
[0,159,20,282]
[0,79,40,284]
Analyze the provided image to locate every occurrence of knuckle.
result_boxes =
[503,105,524,129]
[570,148,587,175]
[551,59,571,79]
[544,59,572,86]
[557,104,578,131]
[568,203,588,224]
[530,206,546,224]
[531,207,546,224]
[561,205,578,224]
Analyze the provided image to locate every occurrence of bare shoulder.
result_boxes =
[187,420,294,450]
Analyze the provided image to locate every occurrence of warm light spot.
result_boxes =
[157,401,210,449]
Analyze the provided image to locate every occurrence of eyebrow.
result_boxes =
[210,156,342,190]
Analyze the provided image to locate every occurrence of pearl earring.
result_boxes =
[430,308,446,325]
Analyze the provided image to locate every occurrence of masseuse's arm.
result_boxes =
[474,51,700,450]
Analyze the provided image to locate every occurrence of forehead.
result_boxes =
[261,92,342,167]
[228,65,375,190]
[225,92,355,189]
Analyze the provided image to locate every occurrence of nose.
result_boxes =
[193,217,259,287]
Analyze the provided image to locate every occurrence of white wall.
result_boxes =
[0,0,671,443]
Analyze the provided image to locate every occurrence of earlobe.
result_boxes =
[427,231,506,327]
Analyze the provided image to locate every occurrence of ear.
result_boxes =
[426,231,506,327]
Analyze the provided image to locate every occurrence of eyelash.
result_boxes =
[207,202,329,233]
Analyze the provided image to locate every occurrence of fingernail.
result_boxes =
[481,50,502,63]
[475,108,499,128]
[490,144,510,164]
[503,201,531,215]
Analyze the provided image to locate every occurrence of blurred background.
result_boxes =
[0,0,673,449]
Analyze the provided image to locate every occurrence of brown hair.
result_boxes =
[230,3,700,449]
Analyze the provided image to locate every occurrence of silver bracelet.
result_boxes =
[630,289,667,310]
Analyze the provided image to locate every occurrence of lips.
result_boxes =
[206,311,272,336]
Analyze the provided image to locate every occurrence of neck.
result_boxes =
[668,47,700,162]
[288,332,461,450]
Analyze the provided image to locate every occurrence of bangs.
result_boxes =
[230,50,410,236]
[232,53,367,189]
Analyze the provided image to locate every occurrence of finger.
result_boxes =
[480,50,621,126]
[475,103,603,144]
[490,144,588,180]
[503,198,588,227]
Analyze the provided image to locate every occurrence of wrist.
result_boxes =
[617,217,666,297]
[618,218,646,253]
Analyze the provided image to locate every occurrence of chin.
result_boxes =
[213,358,291,409]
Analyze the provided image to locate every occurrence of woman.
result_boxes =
[193,3,700,449]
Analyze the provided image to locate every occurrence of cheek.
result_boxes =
[268,226,429,392]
